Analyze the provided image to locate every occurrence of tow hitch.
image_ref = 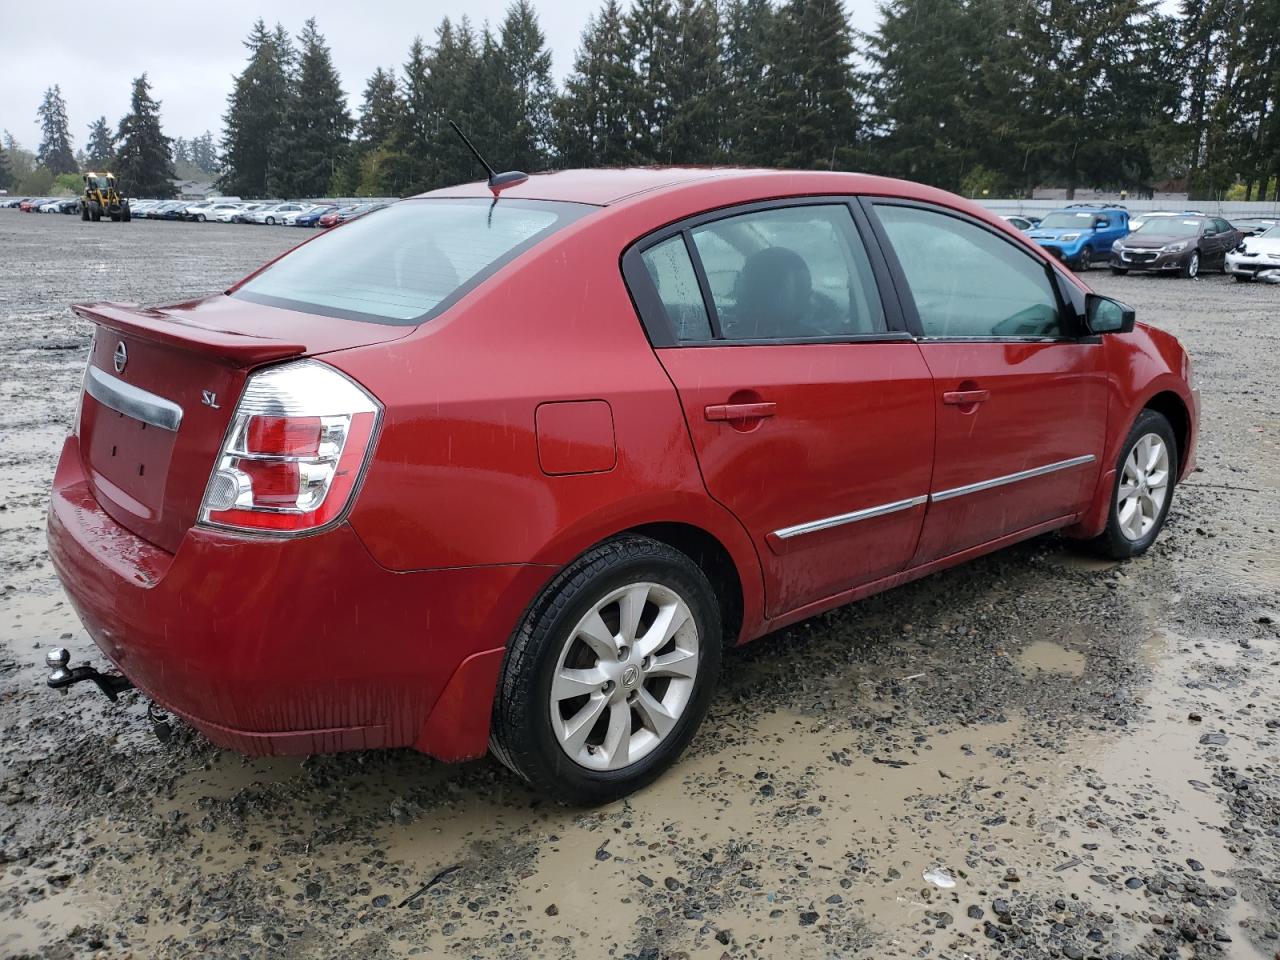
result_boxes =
[46,648,174,742]
[45,647,133,701]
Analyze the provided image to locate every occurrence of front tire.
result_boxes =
[1089,409,1178,559]
[491,535,721,805]
[1075,249,1092,272]
[1110,266,1128,276]
[1180,251,1201,279]
[1232,273,1250,283]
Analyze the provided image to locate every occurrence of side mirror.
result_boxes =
[1085,294,1135,335]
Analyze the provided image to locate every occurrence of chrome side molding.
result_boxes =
[85,366,184,432]
[773,495,928,540]
[773,454,1097,541]
[930,454,1096,503]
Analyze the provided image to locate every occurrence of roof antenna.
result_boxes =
[448,119,528,194]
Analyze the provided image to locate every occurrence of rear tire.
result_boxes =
[1088,409,1178,560]
[490,535,721,805]
[80,204,89,221]
[122,203,131,222]
[1232,273,1250,283]
[196,214,205,222]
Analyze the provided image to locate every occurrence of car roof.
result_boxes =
[418,167,742,205]
[415,167,1002,212]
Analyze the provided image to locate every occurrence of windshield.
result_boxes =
[1037,211,1098,230]
[233,198,591,325]
[1129,218,1204,240]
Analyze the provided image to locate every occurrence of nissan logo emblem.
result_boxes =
[114,341,128,374]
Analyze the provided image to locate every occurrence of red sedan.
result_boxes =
[46,169,1198,803]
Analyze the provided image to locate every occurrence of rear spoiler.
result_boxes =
[72,301,306,366]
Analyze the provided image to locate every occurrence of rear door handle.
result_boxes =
[705,402,777,421]
[942,389,991,406]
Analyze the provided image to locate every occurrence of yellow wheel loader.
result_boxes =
[81,173,131,222]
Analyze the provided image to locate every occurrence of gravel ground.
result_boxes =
[1,210,1277,960]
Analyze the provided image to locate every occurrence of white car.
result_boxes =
[202,202,244,223]
[1225,225,1280,283]
[249,202,307,225]
[38,199,65,213]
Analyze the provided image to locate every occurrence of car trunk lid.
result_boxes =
[74,295,409,553]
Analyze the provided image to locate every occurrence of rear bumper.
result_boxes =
[46,435,552,760]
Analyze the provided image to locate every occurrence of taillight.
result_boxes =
[199,360,381,535]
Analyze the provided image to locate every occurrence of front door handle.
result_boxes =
[705,401,777,421]
[942,389,991,406]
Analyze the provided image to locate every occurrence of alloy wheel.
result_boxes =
[550,581,700,771]
[1117,432,1170,541]
[1188,252,1199,277]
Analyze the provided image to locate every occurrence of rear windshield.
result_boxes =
[233,198,590,325]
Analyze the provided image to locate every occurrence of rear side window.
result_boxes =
[233,198,589,325]
[639,238,713,341]
[874,204,1065,339]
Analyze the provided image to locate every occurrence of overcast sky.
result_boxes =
[2,0,881,152]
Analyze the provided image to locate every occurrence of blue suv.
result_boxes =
[1026,204,1130,272]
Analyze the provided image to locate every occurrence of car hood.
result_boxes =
[1236,237,1280,256]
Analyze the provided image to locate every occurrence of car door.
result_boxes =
[862,199,1108,565]
[623,200,936,617]
[1209,218,1238,266]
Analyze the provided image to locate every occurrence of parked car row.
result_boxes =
[122,198,392,227]
[1001,203,1259,280]
[1,194,394,229]
[2,196,82,213]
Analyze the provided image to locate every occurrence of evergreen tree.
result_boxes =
[272,18,353,197]
[86,116,116,170]
[391,36,435,191]
[721,0,777,163]
[0,146,13,192]
[37,85,77,174]
[492,0,556,171]
[1019,0,1164,195]
[555,1,637,166]
[219,19,293,196]
[762,0,859,170]
[191,132,218,174]
[334,66,401,194]
[115,74,176,197]
[624,0,675,162]
[663,0,724,164]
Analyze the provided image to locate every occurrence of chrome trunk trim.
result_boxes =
[85,366,184,432]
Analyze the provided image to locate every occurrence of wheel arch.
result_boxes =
[624,521,745,648]
[1142,389,1191,480]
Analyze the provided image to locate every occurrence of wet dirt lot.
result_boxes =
[1,210,1278,959]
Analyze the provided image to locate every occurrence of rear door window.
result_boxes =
[233,198,590,325]
[689,205,887,340]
